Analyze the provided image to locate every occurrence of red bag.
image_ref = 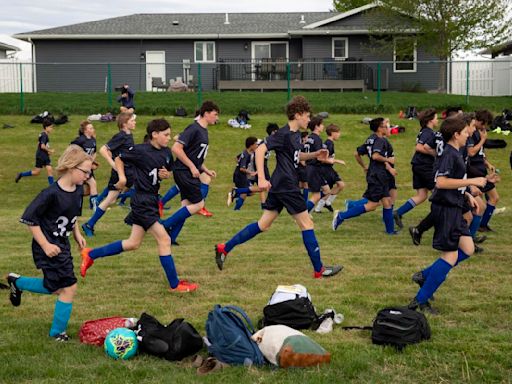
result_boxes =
[79,317,133,346]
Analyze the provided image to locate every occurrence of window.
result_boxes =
[394,38,416,72]
[194,41,215,63]
[332,38,348,60]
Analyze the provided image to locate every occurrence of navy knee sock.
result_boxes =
[225,222,262,253]
[480,204,495,228]
[161,185,180,205]
[162,206,192,229]
[89,240,124,259]
[416,258,452,304]
[396,198,416,217]
[383,207,395,233]
[234,197,245,210]
[159,255,179,288]
[301,229,323,272]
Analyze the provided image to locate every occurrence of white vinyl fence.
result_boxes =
[451,59,512,96]
[0,60,33,93]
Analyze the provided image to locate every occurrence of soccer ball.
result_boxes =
[104,328,138,360]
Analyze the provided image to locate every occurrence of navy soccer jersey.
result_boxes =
[356,133,377,158]
[71,135,96,156]
[36,131,50,159]
[106,131,134,162]
[265,124,302,193]
[304,133,324,165]
[322,139,335,168]
[368,136,394,176]
[233,150,251,178]
[120,143,173,195]
[430,144,467,208]
[411,127,436,166]
[173,122,209,171]
[20,182,83,268]
[467,130,486,171]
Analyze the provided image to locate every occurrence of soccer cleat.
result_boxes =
[158,200,164,218]
[386,230,400,235]
[408,298,439,315]
[332,210,343,231]
[412,271,434,301]
[169,280,198,293]
[314,265,343,279]
[15,173,22,183]
[171,240,180,246]
[80,248,94,278]
[478,225,494,233]
[197,207,213,217]
[227,189,236,207]
[7,273,22,307]
[214,243,227,271]
[393,211,403,229]
[409,226,422,246]
[53,332,70,342]
[474,235,487,244]
[324,204,334,213]
[81,223,95,237]
[474,244,484,253]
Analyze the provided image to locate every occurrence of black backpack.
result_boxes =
[371,307,431,350]
[260,296,323,330]
[405,106,418,119]
[175,106,187,117]
[135,312,203,361]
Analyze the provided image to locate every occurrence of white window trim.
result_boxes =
[332,37,348,60]
[194,41,216,63]
[394,38,417,73]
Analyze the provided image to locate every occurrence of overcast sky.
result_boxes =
[1,0,335,36]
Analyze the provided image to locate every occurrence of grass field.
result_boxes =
[0,112,511,383]
[1,90,512,116]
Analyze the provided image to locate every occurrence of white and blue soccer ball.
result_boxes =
[104,328,138,360]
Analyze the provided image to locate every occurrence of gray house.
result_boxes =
[14,3,440,92]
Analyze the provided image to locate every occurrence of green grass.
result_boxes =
[1,91,512,115]
[0,113,511,383]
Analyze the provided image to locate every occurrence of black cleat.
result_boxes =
[171,240,180,246]
[408,298,439,315]
[324,204,334,213]
[409,226,422,246]
[393,211,403,229]
[53,332,70,342]
[474,235,487,244]
[478,225,494,233]
[7,273,22,307]
[15,173,22,183]
[214,244,227,271]
[412,271,434,300]
[474,244,484,253]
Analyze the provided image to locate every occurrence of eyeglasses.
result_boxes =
[75,167,92,177]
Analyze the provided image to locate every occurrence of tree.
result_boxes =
[332,0,372,12]
[333,0,511,90]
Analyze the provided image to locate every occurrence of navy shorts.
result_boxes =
[263,191,307,215]
[41,256,77,293]
[297,166,307,183]
[233,173,250,189]
[388,173,397,190]
[364,172,390,202]
[124,192,159,231]
[35,155,51,168]
[108,169,134,191]
[173,170,203,204]
[412,164,435,190]
[306,165,327,192]
[432,203,471,251]
[322,167,341,188]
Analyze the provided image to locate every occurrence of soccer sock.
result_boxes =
[417,212,434,234]
[315,199,326,210]
[352,197,368,207]
[119,188,134,204]
[302,188,309,202]
[89,194,98,209]
[469,215,482,237]
[235,187,251,197]
[200,183,209,200]
[169,219,185,243]
[225,222,262,253]
[15,276,51,294]
[96,187,109,203]
[307,200,315,212]
[396,198,416,217]
[161,185,180,205]
[49,300,73,337]
[161,206,192,229]
[480,204,496,228]
[415,258,452,304]
[87,207,106,228]
[21,170,32,177]
[326,194,337,205]
[338,203,366,221]
[421,264,433,280]
[301,229,323,273]
[159,255,179,289]
[47,176,54,185]
[89,240,124,259]
[383,207,395,233]
[234,197,245,210]
[455,249,470,266]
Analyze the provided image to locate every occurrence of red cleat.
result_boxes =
[214,243,228,270]
[169,280,199,292]
[197,207,213,217]
[80,248,94,278]
[158,200,164,218]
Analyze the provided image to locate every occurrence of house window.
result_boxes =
[394,38,416,72]
[332,38,348,60]
[194,41,215,63]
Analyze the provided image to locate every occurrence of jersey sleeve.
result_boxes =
[264,129,284,152]
[371,137,386,155]
[435,150,455,178]
[39,133,49,146]
[106,133,125,152]
[466,133,477,148]
[119,144,142,166]
[20,188,53,226]
[165,148,174,171]
[239,152,251,169]
[176,125,197,148]
[70,136,85,148]
[356,143,367,155]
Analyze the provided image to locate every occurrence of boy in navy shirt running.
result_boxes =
[215,96,342,278]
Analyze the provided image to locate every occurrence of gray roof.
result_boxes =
[480,40,512,57]
[15,12,338,39]
[0,42,20,51]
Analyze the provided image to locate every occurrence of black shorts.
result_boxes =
[173,170,203,204]
[297,166,307,183]
[108,168,134,191]
[364,172,391,202]
[388,173,397,190]
[124,193,159,231]
[233,173,250,189]
[306,165,327,192]
[412,164,435,190]
[432,203,471,252]
[41,256,77,293]
[462,198,472,214]
[262,191,307,215]
[35,155,51,168]
[322,167,341,188]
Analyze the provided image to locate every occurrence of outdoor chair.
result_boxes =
[151,77,168,92]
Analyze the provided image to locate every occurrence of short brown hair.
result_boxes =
[475,110,493,126]
[326,124,340,136]
[79,120,92,135]
[440,116,466,142]
[117,112,134,130]
[307,115,323,131]
[418,108,437,128]
[286,96,311,120]
[199,100,220,116]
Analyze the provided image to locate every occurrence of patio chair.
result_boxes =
[151,77,168,92]
[322,59,341,80]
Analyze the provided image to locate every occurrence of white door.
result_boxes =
[146,51,166,91]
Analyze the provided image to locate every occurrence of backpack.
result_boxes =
[136,312,203,361]
[371,307,431,350]
[405,106,418,119]
[175,106,187,117]
[205,305,265,366]
[54,115,68,125]
[236,110,250,124]
[492,115,512,131]
[484,139,507,149]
